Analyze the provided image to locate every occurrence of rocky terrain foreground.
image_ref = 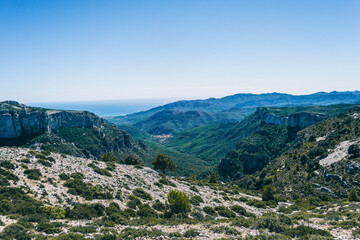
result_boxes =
[0,147,359,239]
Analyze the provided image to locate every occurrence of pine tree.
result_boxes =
[209,172,218,183]
[152,153,176,174]
[348,188,359,202]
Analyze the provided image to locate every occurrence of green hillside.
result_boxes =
[238,108,360,199]
[164,113,262,162]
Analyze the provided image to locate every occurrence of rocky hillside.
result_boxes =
[0,101,102,139]
[0,101,148,161]
[218,105,360,178]
[0,147,358,239]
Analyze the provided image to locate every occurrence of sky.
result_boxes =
[0,0,359,102]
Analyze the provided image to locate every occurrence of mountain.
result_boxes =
[165,104,360,167]
[0,101,148,160]
[106,91,360,133]
[131,108,251,135]
[0,146,357,239]
[234,106,360,200]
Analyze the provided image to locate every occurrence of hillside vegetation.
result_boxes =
[0,147,359,239]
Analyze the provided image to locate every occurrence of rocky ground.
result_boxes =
[0,147,359,239]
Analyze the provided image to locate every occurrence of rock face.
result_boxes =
[257,107,328,129]
[0,101,103,139]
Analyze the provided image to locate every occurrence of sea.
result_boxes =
[27,98,178,117]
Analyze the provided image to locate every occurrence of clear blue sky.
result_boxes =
[1,0,359,102]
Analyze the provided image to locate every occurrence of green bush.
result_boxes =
[158,178,176,187]
[209,172,218,183]
[189,185,199,193]
[124,155,143,165]
[152,200,166,211]
[37,159,51,167]
[262,185,276,201]
[348,188,359,202]
[167,190,191,215]
[183,229,200,238]
[152,153,176,174]
[203,206,217,216]
[137,204,158,218]
[88,163,112,177]
[64,179,113,200]
[0,160,15,170]
[230,205,247,215]
[190,195,204,206]
[0,224,32,240]
[24,169,42,180]
[100,153,119,163]
[70,172,84,179]
[59,173,70,180]
[65,203,105,220]
[132,188,152,200]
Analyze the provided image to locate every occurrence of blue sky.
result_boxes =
[0,0,359,102]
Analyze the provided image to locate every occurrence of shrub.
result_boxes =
[217,208,236,218]
[183,229,200,238]
[203,206,217,216]
[230,205,247,215]
[59,173,70,180]
[88,163,112,177]
[190,195,204,206]
[64,179,113,200]
[167,190,191,214]
[132,188,152,200]
[152,200,166,211]
[37,159,52,167]
[189,186,199,193]
[158,178,176,187]
[209,172,218,183]
[348,188,359,202]
[100,153,119,163]
[262,185,276,201]
[70,172,84,179]
[124,155,143,165]
[348,144,360,158]
[0,224,32,240]
[24,169,42,180]
[21,158,30,163]
[127,195,142,209]
[283,225,331,238]
[137,204,158,218]
[66,203,105,220]
[0,160,15,170]
[152,153,176,174]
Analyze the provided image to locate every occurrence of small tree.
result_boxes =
[262,185,276,201]
[209,172,218,183]
[124,155,143,166]
[100,153,119,162]
[348,188,359,202]
[167,190,191,214]
[152,153,176,174]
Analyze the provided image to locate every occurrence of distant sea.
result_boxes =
[28,98,178,117]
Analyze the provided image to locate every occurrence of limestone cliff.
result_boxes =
[257,107,328,129]
[0,101,103,139]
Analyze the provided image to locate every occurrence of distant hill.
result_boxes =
[106,91,360,134]
[166,104,360,166]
